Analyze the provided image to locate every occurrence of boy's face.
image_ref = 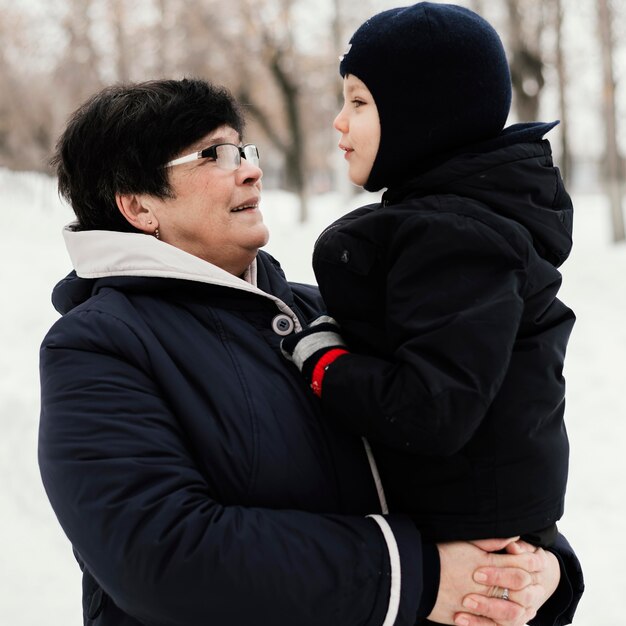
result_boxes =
[334,74,381,188]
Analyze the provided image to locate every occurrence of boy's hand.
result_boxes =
[280,315,349,396]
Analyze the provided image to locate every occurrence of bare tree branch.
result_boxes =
[598,0,625,242]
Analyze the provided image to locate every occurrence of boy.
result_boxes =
[282,2,574,546]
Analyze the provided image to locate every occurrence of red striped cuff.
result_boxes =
[310,349,349,398]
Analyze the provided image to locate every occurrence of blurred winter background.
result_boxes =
[1,0,625,624]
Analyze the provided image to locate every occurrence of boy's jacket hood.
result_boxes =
[382,122,573,267]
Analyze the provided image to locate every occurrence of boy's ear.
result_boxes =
[116,193,157,234]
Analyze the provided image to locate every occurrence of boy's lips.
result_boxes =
[339,144,354,160]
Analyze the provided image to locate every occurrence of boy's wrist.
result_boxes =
[309,348,349,396]
[280,315,349,395]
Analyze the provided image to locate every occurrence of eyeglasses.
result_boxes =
[165,143,260,170]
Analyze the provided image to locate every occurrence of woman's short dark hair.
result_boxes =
[51,78,245,232]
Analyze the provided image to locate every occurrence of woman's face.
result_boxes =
[333,75,381,187]
[146,125,268,276]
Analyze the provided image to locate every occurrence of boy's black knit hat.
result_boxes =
[339,2,512,191]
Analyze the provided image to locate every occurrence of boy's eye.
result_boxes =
[352,99,365,108]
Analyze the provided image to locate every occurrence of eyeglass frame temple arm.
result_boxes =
[165,151,204,168]
[165,144,257,168]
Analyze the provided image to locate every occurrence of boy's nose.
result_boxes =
[333,109,348,133]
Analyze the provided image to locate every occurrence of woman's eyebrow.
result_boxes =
[190,135,240,151]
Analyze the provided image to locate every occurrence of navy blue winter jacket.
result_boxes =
[38,232,429,626]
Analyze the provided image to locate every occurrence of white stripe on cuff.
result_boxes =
[367,514,401,626]
[292,330,346,370]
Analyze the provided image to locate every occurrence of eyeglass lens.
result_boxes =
[214,144,259,171]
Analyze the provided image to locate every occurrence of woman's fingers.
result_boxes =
[470,537,520,552]
[430,541,557,625]
[484,549,544,574]
[474,546,551,593]
[455,593,534,626]
[505,539,537,554]
[474,565,534,590]
[459,541,559,626]
[482,584,544,610]
[453,614,499,626]
[465,547,559,626]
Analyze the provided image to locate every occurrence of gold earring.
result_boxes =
[154,228,160,240]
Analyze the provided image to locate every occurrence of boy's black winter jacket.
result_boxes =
[313,130,575,542]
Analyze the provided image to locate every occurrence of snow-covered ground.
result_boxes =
[0,166,622,625]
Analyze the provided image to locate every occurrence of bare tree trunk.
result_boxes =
[331,0,356,199]
[62,0,101,99]
[468,0,485,15]
[332,0,345,109]
[506,0,545,122]
[238,0,308,222]
[553,0,571,184]
[111,0,130,82]
[267,49,308,220]
[156,0,171,76]
[598,0,625,242]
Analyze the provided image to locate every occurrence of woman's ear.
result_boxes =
[116,193,158,234]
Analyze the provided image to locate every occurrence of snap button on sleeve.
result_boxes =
[271,314,295,336]
[340,249,350,263]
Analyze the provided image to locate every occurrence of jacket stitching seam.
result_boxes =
[206,307,260,500]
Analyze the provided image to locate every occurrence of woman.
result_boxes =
[39,78,577,626]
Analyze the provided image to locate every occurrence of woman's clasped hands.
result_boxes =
[429,538,561,626]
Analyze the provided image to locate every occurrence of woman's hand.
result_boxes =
[428,539,561,626]
[454,539,560,626]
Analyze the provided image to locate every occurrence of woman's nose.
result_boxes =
[238,158,263,184]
